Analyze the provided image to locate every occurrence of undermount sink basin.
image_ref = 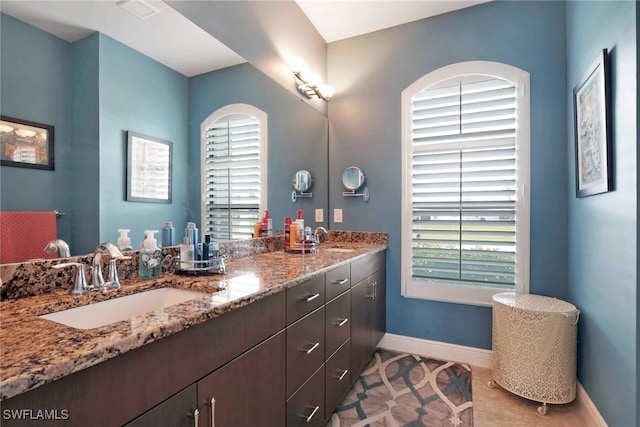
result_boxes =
[324,247,355,253]
[39,288,207,330]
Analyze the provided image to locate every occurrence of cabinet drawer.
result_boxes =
[325,339,351,420]
[286,274,325,325]
[325,263,350,301]
[286,306,325,398]
[325,290,350,357]
[351,251,385,285]
[286,364,325,427]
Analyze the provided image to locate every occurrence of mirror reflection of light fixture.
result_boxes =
[292,60,334,102]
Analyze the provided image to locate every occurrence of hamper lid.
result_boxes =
[492,292,578,314]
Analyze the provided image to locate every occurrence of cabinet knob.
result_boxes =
[206,397,216,427]
[305,293,320,302]
[300,405,320,423]
[334,369,349,381]
[337,278,349,285]
[187,408,199,427]
[301,342,320,354]
[335,318,349,327]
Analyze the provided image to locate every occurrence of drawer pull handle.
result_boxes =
[334,369,349,381]
[335,318,349,327]
[337,278,349,285]
[301,405,320,423]
[187,409,199,427]
[305,293,320,302]
[302,342,320,354]
[206,397,215,427]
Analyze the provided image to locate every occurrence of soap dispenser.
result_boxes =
[118,229,133,251]
[139,230,162,280]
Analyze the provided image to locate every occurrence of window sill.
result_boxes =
[401,281,516,307]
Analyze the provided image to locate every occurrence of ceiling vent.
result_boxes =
[117,0,160,19]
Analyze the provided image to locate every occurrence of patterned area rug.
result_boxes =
[326,350,473,427]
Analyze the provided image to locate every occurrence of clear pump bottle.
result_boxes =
[139,230,162,280]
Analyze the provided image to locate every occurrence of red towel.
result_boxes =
[0,211,58,263]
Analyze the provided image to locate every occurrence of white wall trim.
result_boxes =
[378,333,607,426]
[378,333,493,368]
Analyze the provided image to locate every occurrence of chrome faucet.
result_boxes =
[52,262,90,295]
[313,227,328,243]
[91,242,126,290]
[44,239,70,258]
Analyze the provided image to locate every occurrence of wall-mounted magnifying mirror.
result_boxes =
[291,169,313,203]
[342,166,369,202]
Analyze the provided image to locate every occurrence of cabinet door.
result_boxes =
[286,306,325,398]
[197,331,286,427]
[325,289,350,358]
[371,268,386,351]
[325,339,351,419]
[325,263,350,301]
[124,384,197,427]
[350,278,372,378]
[286,365,325,427]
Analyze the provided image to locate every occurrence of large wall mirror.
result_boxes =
[0,5,328,262]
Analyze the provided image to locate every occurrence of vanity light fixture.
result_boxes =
[117,0,160,19]
[292,61,334,102]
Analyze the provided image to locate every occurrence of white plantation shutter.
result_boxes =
[202,106,267,241]
[402,62,529,306]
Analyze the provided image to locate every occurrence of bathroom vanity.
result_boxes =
[0,233,386,426]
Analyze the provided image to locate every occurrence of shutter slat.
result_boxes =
[411,77,518,288]
[204,114,262,241]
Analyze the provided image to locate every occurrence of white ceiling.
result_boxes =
[296,0,490,43]
[1,0,487,77]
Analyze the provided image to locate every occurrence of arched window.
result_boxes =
[201,104,267,241]
[401,61,530,306]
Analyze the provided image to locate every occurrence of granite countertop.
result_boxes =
[0,241,386,401]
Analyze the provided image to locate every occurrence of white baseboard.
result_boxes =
[377,333,607,426]
[377,332,493,368]
[576,382,609,426]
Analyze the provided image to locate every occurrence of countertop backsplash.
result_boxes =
[0,231,387,300]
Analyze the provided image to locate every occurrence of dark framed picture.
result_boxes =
[573,49,611,198]
[126,131,172,203]
[0,115,54,170]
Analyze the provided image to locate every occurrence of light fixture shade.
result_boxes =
[318,84,334,100]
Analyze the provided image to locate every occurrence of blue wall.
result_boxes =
[70,33,100,255]
[0,14,73,242]
[566,2,637,426]
[68,33,189,254]
[97,34,189,251]
[328,1,569,349]
[189,63,328,232]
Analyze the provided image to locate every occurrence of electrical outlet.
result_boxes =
[315,209,323,223]
[334,208,343,223]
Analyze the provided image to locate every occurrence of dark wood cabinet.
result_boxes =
[197,331,286,427]
[286,306,326,397]
[325,289,350,357]
[325,339,351,419]
[125,385,198,427]
[286,365,325,427]
[350,251,386,380]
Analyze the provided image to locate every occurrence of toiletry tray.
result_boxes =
[284,241,318,254]
[173,259,226,276]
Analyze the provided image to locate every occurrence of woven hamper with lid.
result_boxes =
[490,292,580,414]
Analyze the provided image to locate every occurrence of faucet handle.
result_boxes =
[53,262,91,295]
[104,255,131,290]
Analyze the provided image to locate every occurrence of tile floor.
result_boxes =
[472,366,594,426]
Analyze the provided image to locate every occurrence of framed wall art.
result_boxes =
[573,49,612,198]
[0,115,54,170]
[126,131,172,203]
